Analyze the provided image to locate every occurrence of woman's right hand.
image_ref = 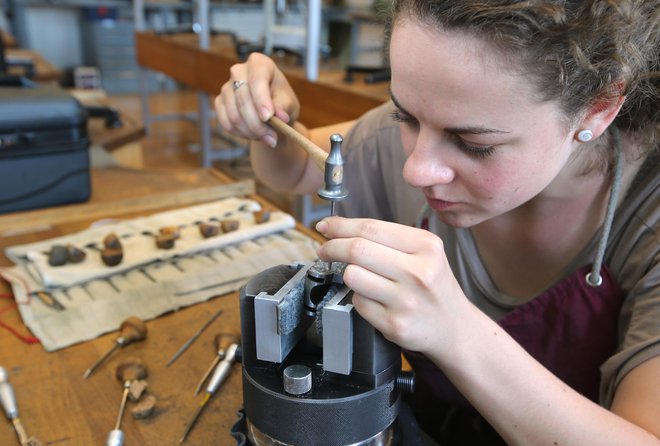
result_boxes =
[215,52,300,148]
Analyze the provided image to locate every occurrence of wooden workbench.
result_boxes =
[4,48,62,83]
[0,167,310,446]
[135,31,389,128]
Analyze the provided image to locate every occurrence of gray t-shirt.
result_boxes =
[337,101,660,408]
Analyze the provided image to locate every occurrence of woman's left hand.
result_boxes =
[315,216,469,356]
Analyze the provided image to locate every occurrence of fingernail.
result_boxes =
[263,134,277,148]
[315,220,328,234]
[260,107,273,122]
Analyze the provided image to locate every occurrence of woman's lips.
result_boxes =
[426,197,457,211]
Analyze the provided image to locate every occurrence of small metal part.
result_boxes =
[0,366,18,418]
[283,364,312,395]
[317,134,348,203]
[179,395,209,444]
[106,429,124,446]
[166,309,223,367]
[304,263,335,313]
[194,356,221,397]
[395,371,416,394]
[114,383,131,431]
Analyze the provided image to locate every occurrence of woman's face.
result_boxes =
[390,18,581,228]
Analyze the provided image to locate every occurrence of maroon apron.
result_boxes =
[404,264,625,443]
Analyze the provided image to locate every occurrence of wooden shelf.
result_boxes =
[135,31,389,128]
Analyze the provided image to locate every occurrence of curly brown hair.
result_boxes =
[382,0,659,164]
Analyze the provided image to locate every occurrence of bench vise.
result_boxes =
[238,259,413,445]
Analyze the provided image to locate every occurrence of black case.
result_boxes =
[0,78,91,214]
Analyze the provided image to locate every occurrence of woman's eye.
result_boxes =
[455,138,496,159]
[390,110,496,159]
[390,110,418,126]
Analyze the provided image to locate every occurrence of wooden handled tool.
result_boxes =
[83,317,148,379]
[180,338,239,444]
[267,116,328,172]
[194,333,241,396]
[0,366,29,445]
[107,361,149,446]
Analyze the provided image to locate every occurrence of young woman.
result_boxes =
[215,0,659,444]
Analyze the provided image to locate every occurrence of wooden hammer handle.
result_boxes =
[267,116,327,172]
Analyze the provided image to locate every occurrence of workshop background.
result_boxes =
[0,0,391,226]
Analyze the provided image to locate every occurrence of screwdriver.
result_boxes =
[0,366,29,446]
[83,317,147,379]
[106,361,148,446]
[179,339,239,444]
[193,333,240,396]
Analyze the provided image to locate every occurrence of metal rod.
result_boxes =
[180,343,238,443]
[114,386,130,431]
[83,343,120,379]
[166,309,223,367]
[179,394,211,444]
[306,0,322,81]
[194,356,221,396]
[11,417,28,445]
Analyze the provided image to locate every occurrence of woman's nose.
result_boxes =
[402,136,456,188]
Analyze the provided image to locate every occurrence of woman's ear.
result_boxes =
[575,82,626,142]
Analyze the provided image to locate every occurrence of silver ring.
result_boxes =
[232,80,246,91]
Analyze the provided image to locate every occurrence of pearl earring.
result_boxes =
[577,129,594,142]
